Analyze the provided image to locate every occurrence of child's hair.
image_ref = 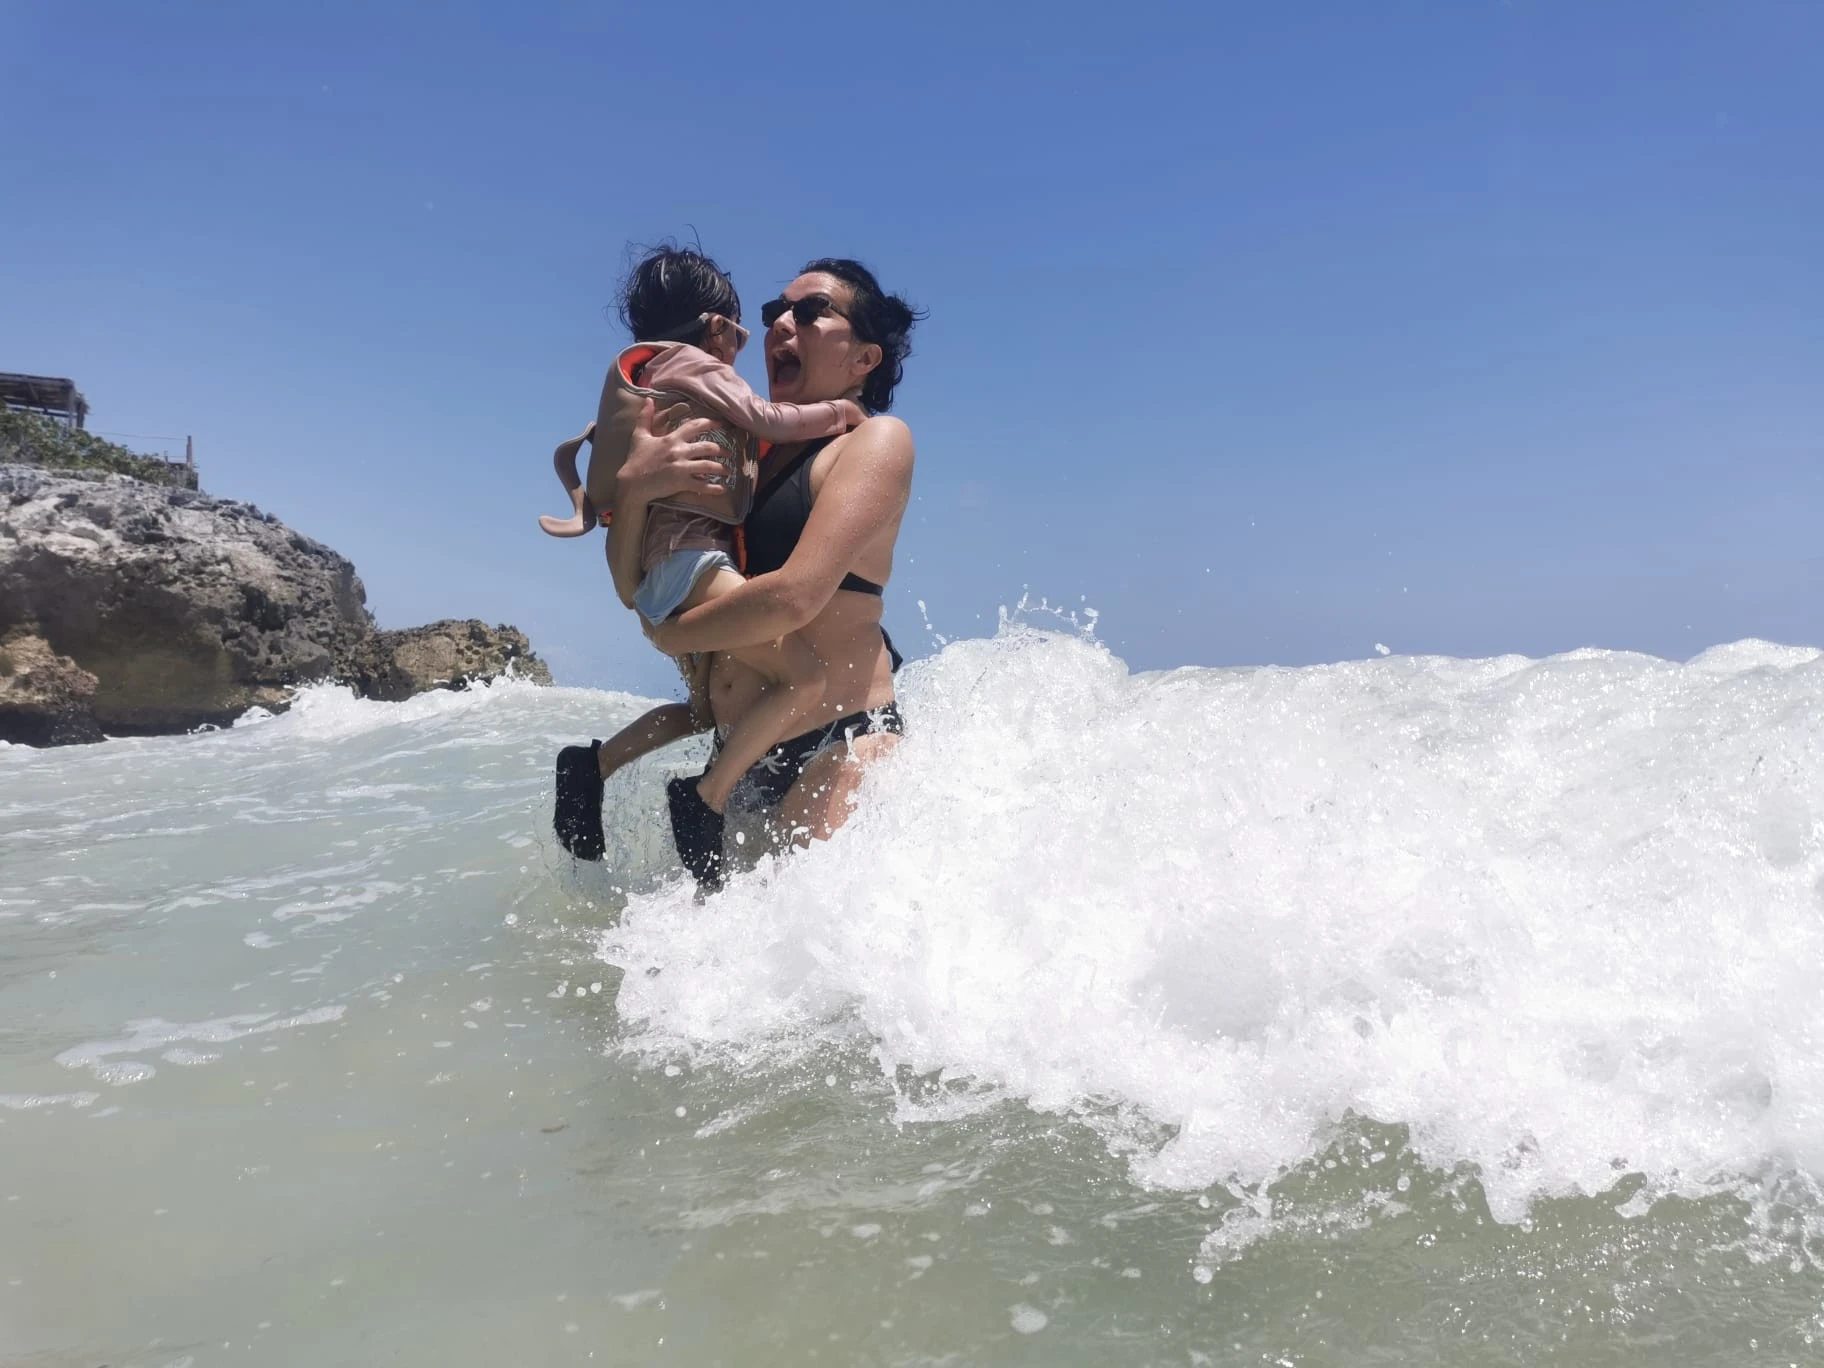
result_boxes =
[616,245,742,347]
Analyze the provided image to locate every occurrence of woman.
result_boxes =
[558,258,919,885]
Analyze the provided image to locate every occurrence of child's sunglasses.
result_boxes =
[759,293,848,329]
[655,312,748,352]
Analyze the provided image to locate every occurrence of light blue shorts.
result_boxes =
[634,548,737,625]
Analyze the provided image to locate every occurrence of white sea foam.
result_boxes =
[0,1091,100,1112]
[228,674,566,743]
[56,1007,347,1084]
[601,622,1824,1229]
[8,618,1822,1250]
[5,625,1818,1359]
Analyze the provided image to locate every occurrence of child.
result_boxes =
[547,247,865,887]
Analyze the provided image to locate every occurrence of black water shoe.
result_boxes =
[554,742,605,861]
[666,775,726,891]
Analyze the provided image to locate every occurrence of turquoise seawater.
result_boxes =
[3,625,1823,1366]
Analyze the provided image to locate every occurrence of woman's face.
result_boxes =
[764,272,880,405]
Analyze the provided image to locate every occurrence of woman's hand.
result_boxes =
[616,398,731,506]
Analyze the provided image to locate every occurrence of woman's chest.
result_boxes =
[745,442,838,568]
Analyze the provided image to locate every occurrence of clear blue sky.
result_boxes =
[4,1,1819,695]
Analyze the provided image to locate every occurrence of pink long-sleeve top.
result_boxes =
[592,341,853,574]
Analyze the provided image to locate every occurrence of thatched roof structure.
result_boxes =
[0,373,90,428]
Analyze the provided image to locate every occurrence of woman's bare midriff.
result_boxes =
[706,427,901,741]
[707,589,894,737]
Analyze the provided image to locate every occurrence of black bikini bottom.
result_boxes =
[712,701,906,808]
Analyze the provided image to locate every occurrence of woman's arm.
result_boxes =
[649,416,914,655]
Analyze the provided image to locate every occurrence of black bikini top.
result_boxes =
[743,435,885,595]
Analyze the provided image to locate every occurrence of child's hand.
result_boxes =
[836,400,868,429]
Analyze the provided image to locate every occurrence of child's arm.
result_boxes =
[538,422,598,538]
[643,349,865,442]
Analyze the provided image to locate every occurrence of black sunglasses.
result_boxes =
[759,293,848,329]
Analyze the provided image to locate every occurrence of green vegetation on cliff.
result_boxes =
[0,410,196,489]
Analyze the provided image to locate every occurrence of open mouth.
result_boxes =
[769,349,803,388]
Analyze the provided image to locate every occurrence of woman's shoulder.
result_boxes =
[809,412,913,503]
[834,413,914,466]
[854,413,911,440]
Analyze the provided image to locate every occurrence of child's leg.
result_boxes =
[596,702,703,780]
[554,701,705,862]
[674,569,826,814]
[538,422,599,538]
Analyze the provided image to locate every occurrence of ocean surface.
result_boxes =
[3,621,1822,1367]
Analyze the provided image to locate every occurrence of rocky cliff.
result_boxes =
[0,465,548,746]
[337,619,550,704]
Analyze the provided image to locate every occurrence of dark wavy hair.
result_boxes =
[801,258,923,413]
[617,245,741,346]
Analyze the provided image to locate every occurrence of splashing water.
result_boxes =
[5,622,1823,1364]
[605,625,1824,1233]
